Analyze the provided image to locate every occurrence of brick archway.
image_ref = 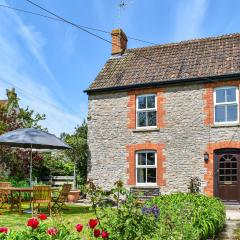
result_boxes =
[204,142,240,196]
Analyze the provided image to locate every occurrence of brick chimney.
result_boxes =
[111,29,128,55]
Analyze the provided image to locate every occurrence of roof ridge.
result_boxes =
[127,32,240,52]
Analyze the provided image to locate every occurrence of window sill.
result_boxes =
[211,123,240,128]
[132,128,160,132]
[135,185,158,188]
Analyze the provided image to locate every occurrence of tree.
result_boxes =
[61,121,88,186]
[0,88,46,180]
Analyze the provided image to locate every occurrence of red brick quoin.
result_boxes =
[126,141,166,186]
[127,88,165,129]
[204,141,240,196]
[203,80,240,125]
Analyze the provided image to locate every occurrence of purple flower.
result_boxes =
[142,204,160,219]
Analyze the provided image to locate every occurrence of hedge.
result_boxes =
[147,192,226,239]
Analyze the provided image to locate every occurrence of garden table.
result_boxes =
[0,187,59,213]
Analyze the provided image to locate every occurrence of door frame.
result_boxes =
[214,148,240,202]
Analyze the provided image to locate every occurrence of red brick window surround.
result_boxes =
[126,141,166,186]
[203,81,240,125]
[204,141,240,196]
[128,88,165,129]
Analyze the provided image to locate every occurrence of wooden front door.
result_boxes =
[215,150,240,202]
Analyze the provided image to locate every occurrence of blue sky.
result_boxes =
[0,0,239,136]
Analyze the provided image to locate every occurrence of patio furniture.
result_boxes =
[0,186,57,213]
[32,186,51,216]
[0,128,71,186]
[52,184,72,211]
[0,182,11,209]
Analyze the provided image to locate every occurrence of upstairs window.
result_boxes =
[214,87,239,124]
[136,94,157,128]
[136,151,157,185]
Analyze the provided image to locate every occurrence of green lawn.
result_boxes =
[0,204,95,230]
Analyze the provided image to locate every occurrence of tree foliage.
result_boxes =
[61,121,88,185]
[0,89,45,180]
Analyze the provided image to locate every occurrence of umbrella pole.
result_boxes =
[30,145,33,186]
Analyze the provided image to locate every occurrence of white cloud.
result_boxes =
[174,0,208,41]
[0,1,83,136]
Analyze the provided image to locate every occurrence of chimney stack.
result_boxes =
[111,29,128,55]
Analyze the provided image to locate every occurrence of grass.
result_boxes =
[0,203,95,230]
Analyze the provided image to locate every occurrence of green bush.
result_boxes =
[148,192,226,239]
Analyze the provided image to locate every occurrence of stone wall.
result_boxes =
[87,82,240,194]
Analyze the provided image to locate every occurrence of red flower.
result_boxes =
[94,229,101,238]
[27,218,39,229]
[88,219,98,229]
[75,224,83,232]
[47,228,58,236]
[0,227,8,234]
[38,213,48,220]
[101,230,109,239]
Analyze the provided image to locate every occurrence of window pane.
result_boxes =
[226,88,236,102]
[147,152,155,165]
[147,111,156,126]
[226,176,231,181]
[216,89,226,103]
[232,176,237,181]
[137,112,147,127]
[137,168,146,183]
[147,168,156,183]
[138,152,146,165]
[147,95,155,108]
[233,162,237,168]
[227,104,238,122]
[219,176,224,181]
[226,169,231,175]
[138,96,146,109]
[215,105,225,122]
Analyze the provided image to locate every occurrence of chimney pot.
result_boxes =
[111,28,128,55]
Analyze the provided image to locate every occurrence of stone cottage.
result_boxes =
[85,29,240,202]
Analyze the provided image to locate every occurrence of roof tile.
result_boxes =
[87,33,240,91]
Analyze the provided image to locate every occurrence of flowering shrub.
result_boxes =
[75,224,83,232]
[142,204,160,219]
[27,217,39,229]
[0,215,110,240]
[87,180,160,240]
[38,213,48,221]
[86,180,225,240]
[47,227,58,236]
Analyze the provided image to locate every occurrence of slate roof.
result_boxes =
[86,33,240,93]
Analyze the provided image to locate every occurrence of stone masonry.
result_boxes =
[87,81,240,195]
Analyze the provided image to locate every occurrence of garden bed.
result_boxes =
[0,183,226,239]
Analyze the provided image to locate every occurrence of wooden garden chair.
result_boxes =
[52,184,71,212]
[0,182,11,209]
[32,186,51,216]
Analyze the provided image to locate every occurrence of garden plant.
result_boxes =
[0,180,226,239]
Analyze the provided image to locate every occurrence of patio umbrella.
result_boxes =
[0,128,71,185]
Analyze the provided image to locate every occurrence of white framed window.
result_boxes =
[214,86,239,124]
[136,94,157,128]
[136,151,157,185]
